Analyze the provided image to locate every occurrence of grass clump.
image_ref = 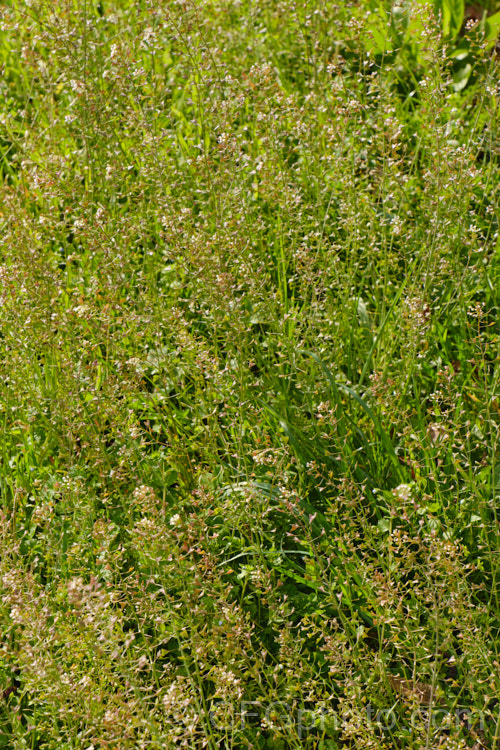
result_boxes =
[0,1,499,748]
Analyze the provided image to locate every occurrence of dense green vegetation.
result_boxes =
[1,1,499,747]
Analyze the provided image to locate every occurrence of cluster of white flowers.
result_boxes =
[393,483,413,502]
[169,513,181,528]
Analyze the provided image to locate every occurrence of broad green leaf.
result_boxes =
[357,298,371,329]
[485,10,500,45]
[439,0,465,40]
[364,6,394,55]
[453,62,472,91]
